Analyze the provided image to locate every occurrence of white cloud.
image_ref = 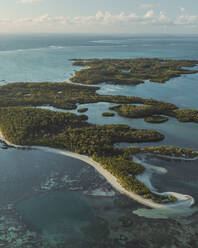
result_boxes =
[144,10,154,19]
[179,7,185,13]
[1,10,198,31]
[175,15,198,25]
[140,4,153,9]
[18,0,43,3]
[152,11,172,25]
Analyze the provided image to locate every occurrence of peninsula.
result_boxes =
[0,58,197,208]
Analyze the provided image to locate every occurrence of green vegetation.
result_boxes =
[110,103,198,124]
[1,57,197,205]
[144,116,169,123]
[170,109,198,123]
[0,82,170,110]
[0,107,89,145]
[124,145,198,158]
[77,108,88,113]
[0,107,164,155]
[102,112,115,117]
[0,106,174,203]
[71,58,198,85]
[110,103,177,118]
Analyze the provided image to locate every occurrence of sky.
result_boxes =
[0,0,198,34]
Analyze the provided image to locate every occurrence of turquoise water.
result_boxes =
[0,146,119,247]
[144,155,198,203]
[0,34,198,83]
[0,34,198,247]
[39,103,198,150]
[97,70,198,110]
[0,147,97,206]
[16,191,94,242]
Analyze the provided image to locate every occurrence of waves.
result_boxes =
[48,45,65,49]
[133,155,195,210]
[0,45,67,55]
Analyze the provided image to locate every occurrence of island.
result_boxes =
[70,58,198,85]
[102,112,115,117]
[144,116,169,123]
[109,104,198,124]
[77,108,88,113]
[0,58,197,208]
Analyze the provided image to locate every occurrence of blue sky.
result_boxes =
[1,0,198,33]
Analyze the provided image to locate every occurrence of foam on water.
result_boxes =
[133,207,198,219]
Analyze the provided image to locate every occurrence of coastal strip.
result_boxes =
[0,132,195,209]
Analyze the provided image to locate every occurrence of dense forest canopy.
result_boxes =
[0,82,170,109]
[0,106,171,202]
[71,58,198,85]
[0,57,198,204]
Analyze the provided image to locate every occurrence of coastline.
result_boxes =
[154,153,198,161]
[0,131,195,209]
[64,78,98,88]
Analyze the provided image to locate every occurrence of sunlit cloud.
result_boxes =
[18,0,43,3]
[175,14,198,25]
[179,7,185,13]
[1,10,198,32]
[140,4,153,9]
[144,10,154,19]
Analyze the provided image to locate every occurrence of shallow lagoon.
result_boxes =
[16,191,95,245]
[97,68,198,110]
[2,145,198,247]
[145,155,198,203]
[0,146,122,247]
[38,102,198,150]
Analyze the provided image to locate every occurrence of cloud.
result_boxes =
[144,10,154,19]
[140,4,153,9]
[179,7,185,13]
[175,14,198,25]
[1,10,198,30]
[18,0,43,3]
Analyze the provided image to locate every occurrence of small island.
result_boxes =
[109,103,198,124]
[102,112,115,117]
[77,108,88,113]
[144,116,169,123]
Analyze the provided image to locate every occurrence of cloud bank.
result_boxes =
[13,10,198,25]
[1,10,198,32]
[18,0,43,3]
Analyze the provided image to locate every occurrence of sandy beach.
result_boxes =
[0,131,195,209]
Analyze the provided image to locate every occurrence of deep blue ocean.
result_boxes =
[0,34,198,247]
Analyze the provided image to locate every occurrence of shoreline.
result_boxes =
[0,131,195,209]
[134,156,195,208]
[63,79,97,88]
[154,153,198,161]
